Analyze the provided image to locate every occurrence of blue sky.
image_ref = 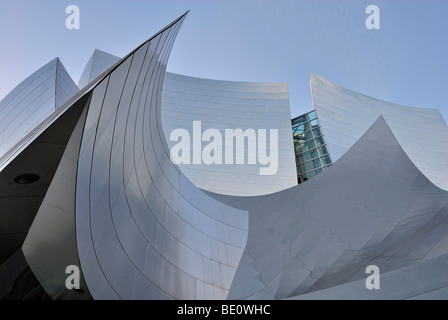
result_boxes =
[0,0,447,121]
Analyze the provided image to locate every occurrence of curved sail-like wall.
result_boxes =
[1,12,448,301]
[0,58,79,266]
[0,58,78,158]
[76,49,299,196]
[78,49,121,89]
[161,72,297,196]
[311,72,448,191]
[74,13,248,300]
[210,116,448,300]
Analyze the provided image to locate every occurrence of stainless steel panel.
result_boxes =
[205,116,448,300]
[74,12,248,300]
[78,50,121,89]
[160,72,297,196]
[311,72,448,191]
[0,58,78,159]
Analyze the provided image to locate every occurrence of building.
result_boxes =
[0,58,78,160]
[161,72,297,196]
[77,50,298,196]
[311,72,448,191]
[0,57,79,269]
[0,12,448,300]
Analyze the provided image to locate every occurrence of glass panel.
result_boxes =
[292,122,310,133]
[299,158,321,174]
[294,139,315,154]
[317,145,329,156]
[296,149,318,163]
[303,130,313,141]
[302,139,315,152]
[292,115,307,126]
[307,111,317,121]
[315,135,326,147]
[293,128,312,142]
[310,118,319,128]
[292,124,306,137]
[310,158,321,169]
[293,121,310,132]
[312,127,322,138]
[320,155,332,166]
[304,122,310,132]
[301,168,323,181]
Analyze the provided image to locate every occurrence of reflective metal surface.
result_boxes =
[161,72,298,196]
[311,72,448,191]
[74,12,248,300]
[0,60,83,267]
[210,116,448,299]
[77,50,299,196]
[22,105,92,300]
[78,50,121,89]
[0,58,78,158]
[0,11,446,301]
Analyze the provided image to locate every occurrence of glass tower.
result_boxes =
[292,110,332,184]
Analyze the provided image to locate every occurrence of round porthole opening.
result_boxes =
[14,173,40,185]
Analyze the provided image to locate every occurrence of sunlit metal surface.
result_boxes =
[210,117,448,300]
[73,12,248,300]
[78,49,121,89]
[77,48,299,196]
[161,72,298,196]
[0,12,446,301]
[311,72,448,191]
[0,58,78,158]
[22,105,92,300]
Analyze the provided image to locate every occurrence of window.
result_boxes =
[310,118,319,128]
[301,168,323,181]
[302,139,315,152]
[298,158,321,174]
[312,127,322,138]
[294,139,315,154]
[303,130,313,141]
[296,149,318,163]
[292,122,310,137]
[320,155,332,166]
[293,111,329,184]
[315,135,326,147]
[307,111,317,121]
[292,115,307,127]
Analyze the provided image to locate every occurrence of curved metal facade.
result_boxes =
[211,116,448,300]
[0,58,78,158]
[0,57,80,267]
[78,49,121,89]
[0,12,447,301]
[161,72,298,196]
[311,72,448,191]
[74,13,248,300]
[75,51,298,196]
